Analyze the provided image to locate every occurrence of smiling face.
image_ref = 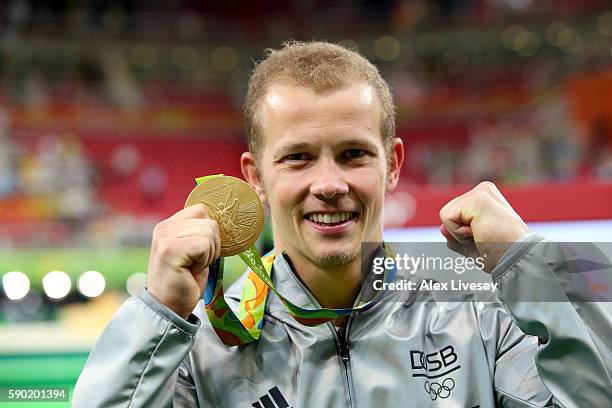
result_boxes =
[242,82,403,270]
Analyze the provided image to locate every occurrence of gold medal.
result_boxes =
[184,175,264,257]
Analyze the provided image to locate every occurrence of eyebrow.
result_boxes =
[274,142,312,157]
[340,138,376,148]
[274,138,377,156]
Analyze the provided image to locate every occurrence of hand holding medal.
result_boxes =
[146,174,264,322]
[146,194,222,320]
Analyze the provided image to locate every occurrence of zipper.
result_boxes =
[334,325,355,408]
[336,327,350,364]
[335,279,369,408]
[281,252,368,408]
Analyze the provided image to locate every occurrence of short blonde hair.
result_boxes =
[244,40,396,158]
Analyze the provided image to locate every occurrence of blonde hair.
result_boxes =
[244,40,396,158]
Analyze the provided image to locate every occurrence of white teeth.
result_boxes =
[308,212,353,224]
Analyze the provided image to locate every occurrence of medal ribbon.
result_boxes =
[196,175,397,346]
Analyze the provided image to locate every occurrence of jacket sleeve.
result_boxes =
[491,234,612,407]
[72,289,201,408]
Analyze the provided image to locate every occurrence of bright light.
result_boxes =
[42,271,72,299]
[77,270,106,298]
[126,272,147,296]
[2,271,30,301]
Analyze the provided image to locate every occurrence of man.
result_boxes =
[73,41,611,407]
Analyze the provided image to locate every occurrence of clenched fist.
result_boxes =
[147,203,220,319]
[439,181,529,272]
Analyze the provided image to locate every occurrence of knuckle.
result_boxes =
[156,237,174,257]
[152,221,166,237]
[203,219,219,234]
[473,189,490,203]
[193,203,209,218]
[194,236,211,252]
[477,180,497,192]
[439,201,452,219]
[438,206,447,219]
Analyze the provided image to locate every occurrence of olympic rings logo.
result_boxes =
[424,378,455,400]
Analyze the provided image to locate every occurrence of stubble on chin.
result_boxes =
[311,247,360,268]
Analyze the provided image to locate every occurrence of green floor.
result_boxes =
[0,352,88,407]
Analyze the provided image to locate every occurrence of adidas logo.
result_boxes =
[251,386,292,408]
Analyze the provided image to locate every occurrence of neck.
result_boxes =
[283,251,363,309]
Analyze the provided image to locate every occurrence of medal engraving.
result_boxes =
[185,176,265,256]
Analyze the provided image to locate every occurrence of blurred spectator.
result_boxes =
[0,0,610,250]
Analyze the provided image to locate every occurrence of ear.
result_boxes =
[386,138,404,193]
[241,151,267,204]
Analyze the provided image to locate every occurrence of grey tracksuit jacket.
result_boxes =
[73,234,612,407]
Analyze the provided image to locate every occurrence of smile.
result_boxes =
[305,212,356,225]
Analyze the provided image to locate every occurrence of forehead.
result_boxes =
[257,82,382,151]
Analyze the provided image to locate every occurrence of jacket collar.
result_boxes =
[225,244,388,321]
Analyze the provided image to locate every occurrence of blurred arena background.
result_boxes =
[0,1,611,406]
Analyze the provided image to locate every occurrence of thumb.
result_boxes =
[190,264,211,299]
[440,222,474,243]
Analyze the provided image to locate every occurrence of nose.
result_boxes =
[310,169,349,199]
[310,180,349,198]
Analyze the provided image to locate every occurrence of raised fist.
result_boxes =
[146,203,220,318]
[439,181,528,272]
